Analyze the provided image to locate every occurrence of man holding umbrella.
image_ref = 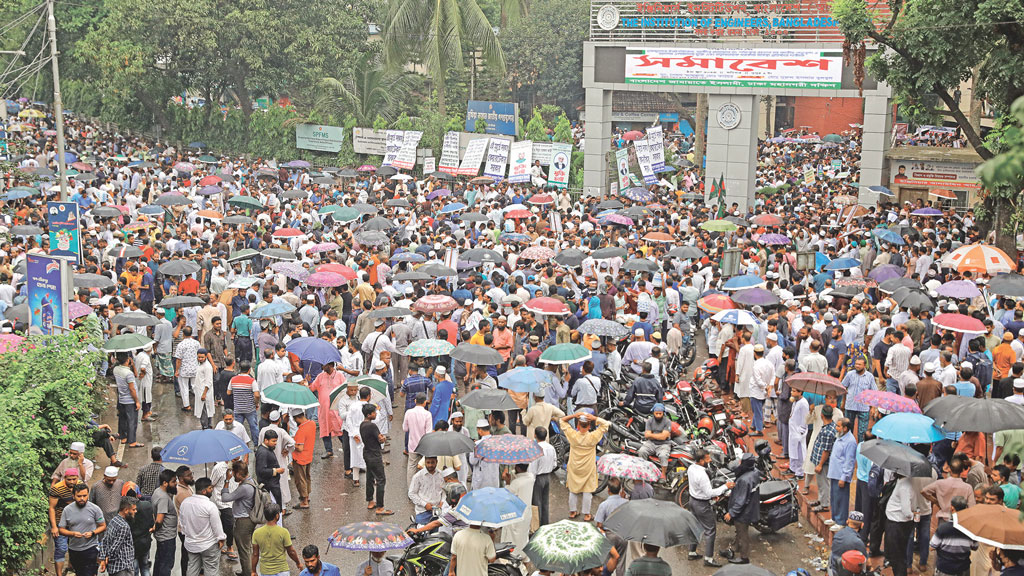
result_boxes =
[559,411,610,521]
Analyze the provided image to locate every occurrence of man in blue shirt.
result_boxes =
[840,357,876,442]
[299,544,342,576]
[827,418,858,528]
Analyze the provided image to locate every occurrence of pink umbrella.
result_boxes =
[524,297,570,315]
[855,389,922,414]
[935,280,981,300]
[315,263,357,281]
[528,194,555,205]
[307,242,340,255]
[521,246,556,260]
[506,209,532,219]
[0,334,26,353]
[305,271,347,288]
[623,130,644,141]
[69,301,93,320]
[272,227,303,238]
[413,295,459,314]
[601,214,633,226]
[357,165,377,172]
[933,313,986,334]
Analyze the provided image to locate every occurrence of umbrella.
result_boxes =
[385,198,411,209]
[368,307,413,319]
[757,233,791,246]
[892,287,935,312]
[227,195,264,210]
[593,247,628,259]
[419,263,457,277]
[413,295,459,314]
[873,228,905,245]
[3,303,28,323]
[158,295,206,309]
[697,294,736,314]
[261,248,297,261]
[824,257,861,271]
[553,249,587,267]
[69,302,92,321]
[932,313,985,334]
[461,212,489,222]
[599,214,633,227]
[11,224,43,236]
[272,227,304,238]
[159,260,201,277]
[198,185,222,196]
[596,453,662,482]
[540,343,591,365]
[911,207,942,216]
[953,505,1024,550]
[250,300,297,319]
[328,522,413,552]
[102,334,154,352]
[878,277,921,294]
[750,214,784,226]
[621,187,654,202]
[391,252,426,264]
[352,202,379,216]
[355,231,389,246]
[328,206,360,223]
[429,171,454,180]
[990,273,1024,298]
[667,246,706,260]
[261,382,320,410]
[439,202,468,215]
[153,194,193,207]
[524,297,570,316]
[602,499,701,547]
[460,389,519,410]
[453,487,526,528]
[942,243,1013,274]
[285,337,342,365]
[426,188,451,200]
[227,248,259,262]
[923,395,1024,433]
[307,242,340,255]
[855,389,922,414]
[578,318,631,339]
[270,261,309,281]
[415,431,476,457]
[74,273,116,289]
[470,176,494,185]
[315,263,357,281]
[869,264,906,283]
[936,280,981,300]
[622,259,659,273]
[405,339,454,358]
[359,217,396,231]
[524,520,612,574]
[161,430,251,466]
[730,288,780,307]
[173,162,196,173]
[110,245,144,259]
[111,312,160,327]
[461,248,506,264]
[521,246,557,260]
[858,439,934,477]
[475,435,542,464]
[871,413,944,443]
[699,219,738,232]
[785,372,845,396]
[711,309,757,326]
[623,130,644,140]
[393,271,431,282]
[305,271,346,288]
[357,165,376,172]
[92,206,123,218]
[450,343,504,366]
[721,274,765,291]
[619,206,652,219]
[498,366,559,393]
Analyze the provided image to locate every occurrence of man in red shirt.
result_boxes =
[291,411,317,509]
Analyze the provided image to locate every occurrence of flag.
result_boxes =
[707,177,718,202]
[716,175,726,218]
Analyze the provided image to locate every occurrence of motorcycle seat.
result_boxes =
[495,543,515,558]
[759,480,792,500]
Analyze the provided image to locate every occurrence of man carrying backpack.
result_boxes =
[222,461,263,576]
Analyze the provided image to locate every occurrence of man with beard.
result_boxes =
[193,349,215,429]
[58,483,106,576]
[173,466,194,576]
[299,545,342,576]
[179,477,226,576]
[637,403,672,478]
[151,470,178,576]
[98,497,137,576]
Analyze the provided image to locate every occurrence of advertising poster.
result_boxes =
[547,143,572,188]
[891,160,980,189]
[465,101,519,136]
[508,141,533,183]
[634,138,657,185]
[457,138,490,176]
[438,132,461,174]
[646,126,666,171]
[26,253,69,336]
[484,139,511,182]
[47,201,81,263]
[382,130,405,166]
[624,47,843,89]
[616,148,632,190]
[392,131,422,170]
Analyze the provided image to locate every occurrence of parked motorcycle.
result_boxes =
[393,526,525,576]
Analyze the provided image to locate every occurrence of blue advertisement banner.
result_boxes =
[47,201,81,263]
[26,253,68,335]
[465,101,519,136]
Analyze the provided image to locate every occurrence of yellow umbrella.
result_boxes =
[6,124,33,132]
[18,109,45,118]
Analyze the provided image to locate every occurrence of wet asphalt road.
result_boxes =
[100,343,820,576]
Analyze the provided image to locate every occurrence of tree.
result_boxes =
[523,108,547,141]
[976,96,1024,240]
[318,49,410,126]
[382,0,505,116]
[833,0,1024,252]
[552,113,572,143]
[501,0,587,112]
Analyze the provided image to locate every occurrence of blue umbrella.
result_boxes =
[620,187,654,202]
[454,487,527,527]
[62,152,78,164]
[871,413,945,444]
[865,185,894,197]
[815,251,832,269]
[286,337,342,365]
[3,187,39,200]
[139,205,165,216]
[824,257,861,271]
[440,202,467,214]
[873,228,905,245]
[711,308,758,326]
[188,141,207,149]
[722,274,765,291]
[250,300,296,319]
[161,429,251,465]
[498,366,559,393]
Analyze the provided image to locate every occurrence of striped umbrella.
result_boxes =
[941,244,1013,275]
[697,293,735,314]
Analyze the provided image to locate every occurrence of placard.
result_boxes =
[352,127,388,155]
[547,143,572,189]
[392,131,422,170]
[438,132,461,174]
[382,130,404,166]
[47,201,81,263]
[646,126,665,172]
[634,138,657,185]
[532,142,552,166]
[26,253,69,335]
[508,141,533,184]
[803,168,816,185]
[458,138,490,176]
[615,148,632,190]
[484,139,511,182]
[423,157,436,174]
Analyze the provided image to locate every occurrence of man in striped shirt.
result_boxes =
[226,370,259,442]
[929,497,976,576]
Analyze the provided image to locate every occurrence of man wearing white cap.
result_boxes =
[1007,379,1024,405]
[259,409,296,513]
[89,466,126,521]
[52,441,95,485]
[361,319,396,374]
[136,341,155,421]
[898,356,921,396]
[468,419,499,489]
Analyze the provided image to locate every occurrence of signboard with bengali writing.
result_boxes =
[892,160,980,190]
[624,47,843,89]
[646,126,666,172]
[634,138,657,185]
[47,201,81,263]
[458,138,490,176]
[392,131,422,170]
[382,130,405,166]
[465,101,520,136]
[508,141,533,183]
[532,142,553,166]
[352,128,388,155]
[484,139,511,181]
[438,132,461,174]
[423,157,436,174]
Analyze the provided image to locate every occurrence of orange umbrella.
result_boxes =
[929,188,957,200]
[196,209,223,220]
[941,243,1013,275]
[642,232,674,243]
[954,504,1024,550]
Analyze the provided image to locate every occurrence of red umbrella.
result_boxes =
[506,209,532,219]
[623,131,644,141]
[315,263,357,281]
[751,214,783,226]
[413,294,459,314]
[528,194,555,205]
[932,313,986,334]
[272,227,304,238]
[71,161,94,172]
[524,297,569,315]
[929,188,957,200]
[642,232,674,243]
[199,175,222,186]
[697,294,735,314]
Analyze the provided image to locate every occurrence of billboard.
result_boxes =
[624,47,843,89]
[26,253,70,335]
[295,124,344,153]
[892,160,980,190]
[466,101,519,136]
[352,128,387,155]
[547,143,572,188]
[47,201,81,263]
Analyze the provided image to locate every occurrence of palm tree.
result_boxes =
[317,51,410,125]
[382,0,505,116]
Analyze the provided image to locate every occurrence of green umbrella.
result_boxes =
[318,204,343,215]
[347,375,388,396]
[331,206,361,223]
[227,248,259,262]
[198,155,218,163]
[823,133,843,143]
[524,520,612,574]
[103,333,154,352]
[698,219,738,232]
[539,343,591,365]
[227,195,263,210]
[405,339,455,358]
[262,382,319,410]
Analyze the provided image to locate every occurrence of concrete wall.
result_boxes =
[791,96,865,136]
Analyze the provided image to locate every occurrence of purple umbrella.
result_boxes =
[69,301,92,320]
[757,233,791,246]
[287,160,311,168]
[426,188,451,200]
[911,207,942,217]
[936,280,981,299]
[731,287,781,307]
[600,214,634,226]
[869,264,904,283]
[270,261,309,281]
[307,242,340,254]
[198,184,222,196]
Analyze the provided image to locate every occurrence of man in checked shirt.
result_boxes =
[98,497,137,576]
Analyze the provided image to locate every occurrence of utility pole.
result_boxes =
[46,0,69,201]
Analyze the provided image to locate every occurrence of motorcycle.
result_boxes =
[393,524,525,576]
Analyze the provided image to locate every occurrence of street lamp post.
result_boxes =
[46,0,69,201]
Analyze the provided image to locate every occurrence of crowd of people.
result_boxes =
[6,102,1024,576]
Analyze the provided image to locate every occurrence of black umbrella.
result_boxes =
[892,286,934,312]
[602,499,702,548]
[713,565,777,576]
[459,389,519,410]
[11,225,43,236]
[393,271,432,282]
[385,199,411,209]
[461,248,506,264]
[989,273,1024,298]
[450,343,504,366]
[368,307,413,319]
[415,431,476,457]
[312,177,335,186]
[879,277,921,294]
[429,171,455,180]
[111,311,160,327]
[592,247,628,259]
[923,395,1024,433]
[280,189,307,200]
[359,217,396,232]
[352,202,379,216]
[261,248,297,261]
[158,295,206,309]
[553,249,586,267]
[153,194,193,207]
[725,216,749,227]
[227,249,259,262]
[74,273,116,289]
[92,206,122,218]
[622,258,659,273]
[377,166,398,177]
[667,246,706,260]
[159,260,201,277]
[111,245,145,259]
[355,231,389,246]
[461,212,489,222]
[859,439,933,477]
[829,284,864,299]
[419,263,457,277]
[4,303,29,322]
[73,173,98,182]
[596,199,624,210]
[223,215,253,225]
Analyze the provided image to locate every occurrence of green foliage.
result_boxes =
[523,108,548,142]
[976,96,1024,233]
[317,49,412,126]
[552,113,572,143]
[394,113,415,131]
[0,320,104,573]
[474,118,489,133]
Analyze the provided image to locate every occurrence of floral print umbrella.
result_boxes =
[597,453,662,482]
[328,522,413,552]
[524,520,612,573]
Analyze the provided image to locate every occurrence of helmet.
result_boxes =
[728,419,749,438]
[697,416,714,434]
[443,482,467,507]
[841,550,867,573]
[670,421,683,437]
